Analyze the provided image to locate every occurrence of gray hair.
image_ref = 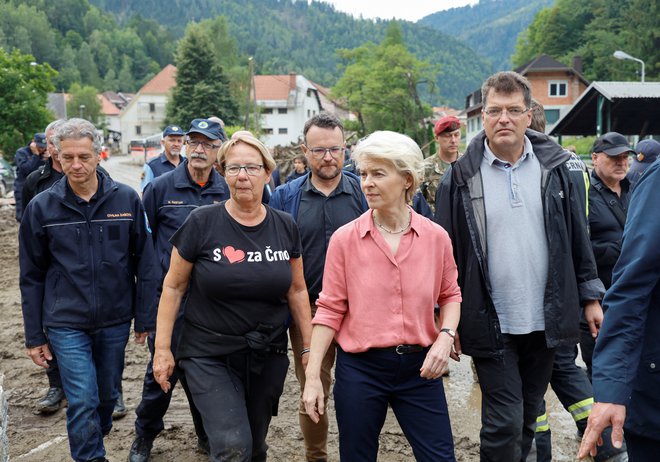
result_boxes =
[352,131,423,202]
[53,118,103,155]
[481,71,532,109]
[45,119,67,139]
[217,132,277,174]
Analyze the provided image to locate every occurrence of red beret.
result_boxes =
[434,116,461,136]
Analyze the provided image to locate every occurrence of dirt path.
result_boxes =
[0,158,584,461]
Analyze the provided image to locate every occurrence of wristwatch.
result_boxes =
[440,328,456,338]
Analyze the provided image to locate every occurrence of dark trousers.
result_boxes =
[334,347,455,462]
[534,344,626,462]
[625,432,660,462]
[473,331,555,462]
[179,352,289,462]
[134,312,205,442]
[579,315,595,380]
[46,343,62,388]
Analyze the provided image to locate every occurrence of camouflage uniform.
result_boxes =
[420,155,452,214]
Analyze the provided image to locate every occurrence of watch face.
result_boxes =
[441,328,455,338]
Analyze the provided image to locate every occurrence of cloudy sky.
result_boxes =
[320,0,478,22]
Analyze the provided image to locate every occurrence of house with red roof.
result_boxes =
[253,73,323,146]
[119,64,176,153]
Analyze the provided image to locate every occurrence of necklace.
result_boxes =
[373,210,411,234]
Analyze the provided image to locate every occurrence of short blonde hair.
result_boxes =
[352,131,423,202]
[217,133,276,174]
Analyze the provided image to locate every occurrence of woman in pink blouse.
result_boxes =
[302,131,462,461]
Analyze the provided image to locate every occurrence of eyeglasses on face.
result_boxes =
[224,164,265,176]
[482,107,530,119]
[187,140,221,151]
[308,146,343,158]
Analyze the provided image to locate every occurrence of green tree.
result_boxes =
[0,49,56,161]
[66,83,102,125]
[332,22,434,144]
[166,23,238,128]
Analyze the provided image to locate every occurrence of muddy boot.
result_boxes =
[36,387,65,414]
[112,391,128,420]
[128,435,154,462]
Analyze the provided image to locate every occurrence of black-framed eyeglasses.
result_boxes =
[308,146,343,158]
[224,164,265,176]
[482,107,530,119]
[187,140,221,151]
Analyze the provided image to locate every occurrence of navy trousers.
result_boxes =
[134,311,206,442]
[333,347,455,462]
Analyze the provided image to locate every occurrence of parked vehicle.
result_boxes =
[0,158,16,197]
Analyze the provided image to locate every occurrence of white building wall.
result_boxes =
[259,76,322,147]
[119,94,169,153]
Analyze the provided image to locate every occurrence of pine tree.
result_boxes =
[166,24,238,128]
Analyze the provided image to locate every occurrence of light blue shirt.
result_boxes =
[481,136,548,334]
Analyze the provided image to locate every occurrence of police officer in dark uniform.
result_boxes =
[128,118,230,462]
[14,132,48,221]
[139,125,185,192]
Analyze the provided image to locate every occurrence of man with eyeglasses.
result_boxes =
[420,115,462,213]
[128,118,230,462]
[435,71,604,461]
[270,113,367,462]
[139,125,186,192]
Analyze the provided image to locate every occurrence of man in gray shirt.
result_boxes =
[435,71,604,461]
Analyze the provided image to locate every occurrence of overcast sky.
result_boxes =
[320,0,478,22]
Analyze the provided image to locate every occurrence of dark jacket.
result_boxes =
[142,160,230,278]
[14,145,46,221]
[269,171,368,218]
[434,130,604,358]
[593,159,660,440]
[588,171,630,289]
[19,172,158,348]
[22,158,64,208]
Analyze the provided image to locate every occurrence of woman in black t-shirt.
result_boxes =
[153,133,313,461]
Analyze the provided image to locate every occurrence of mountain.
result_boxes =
[88,0,494,107]
[418,0,555,71]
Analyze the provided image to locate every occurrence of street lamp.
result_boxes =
[79,104,85,119]
[613,50,645,82]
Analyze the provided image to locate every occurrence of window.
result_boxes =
[307,89,312,97]
[263,108,273,114]
[135,125,142,135]
[544,109,561,124]
[278,108,288,114]
[549,81,568,97]
[278,128,288,134]
[149,103,156,113]
[307,109,310,118]
[263,128,273,134]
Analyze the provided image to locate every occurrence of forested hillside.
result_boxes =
[513,0,658,81]
[419,0,555,71]
[87,0,493,107]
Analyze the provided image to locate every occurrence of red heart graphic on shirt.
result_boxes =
[223,246,246,264]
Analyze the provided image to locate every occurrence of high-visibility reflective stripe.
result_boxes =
[535,413,549,432]
[568,397,594,422]
[583,171,590,217]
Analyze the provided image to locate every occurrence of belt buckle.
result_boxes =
[395,345,408,355]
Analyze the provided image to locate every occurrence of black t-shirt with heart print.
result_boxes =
[170,201,301,359]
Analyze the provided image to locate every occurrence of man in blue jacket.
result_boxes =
[579,158,660,460]
[139,125,185,192]
[19,118,157,462]
[128,118,229,462]
[270,113,367,462]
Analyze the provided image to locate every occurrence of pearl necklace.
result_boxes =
[373,210,411,234]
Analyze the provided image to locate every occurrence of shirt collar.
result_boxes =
[357,205,422,239]
[483,135,534,168]
[301,172,350,196]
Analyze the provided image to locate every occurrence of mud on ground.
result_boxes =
[0,201,581,461]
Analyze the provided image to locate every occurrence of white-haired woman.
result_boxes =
[303,131,462,461]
